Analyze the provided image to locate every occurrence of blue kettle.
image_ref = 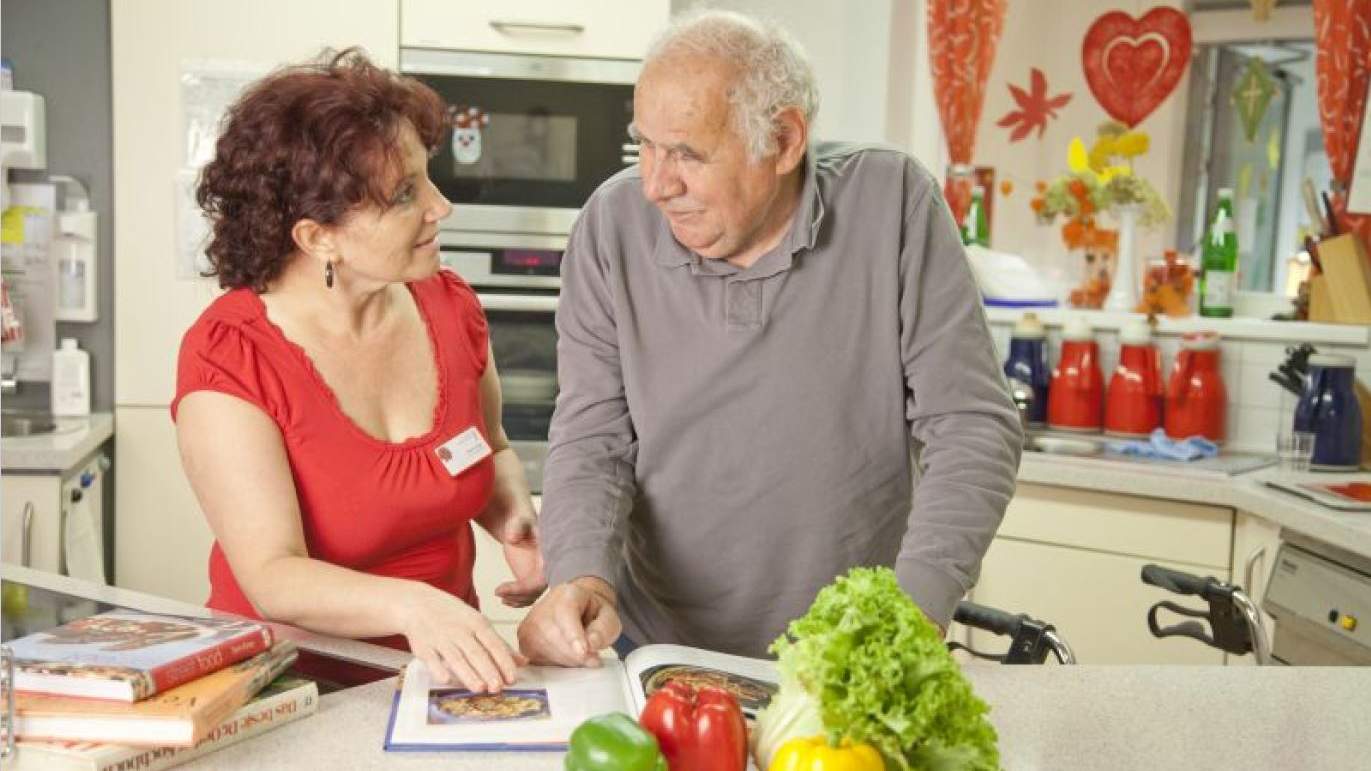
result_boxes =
[1293,354,1363,471]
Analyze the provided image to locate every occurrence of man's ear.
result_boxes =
[773,107,808,176]
[291,218,337,265]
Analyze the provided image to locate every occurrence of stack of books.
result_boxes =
[5,609,319,770]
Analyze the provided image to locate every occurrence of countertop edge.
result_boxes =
[1017,453,1371,558]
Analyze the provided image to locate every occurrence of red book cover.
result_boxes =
[9,610,274,701]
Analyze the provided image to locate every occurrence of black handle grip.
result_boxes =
[1141,564,1216,598]
[954,601,1023,638]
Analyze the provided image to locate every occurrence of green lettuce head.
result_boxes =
[757,566,999,771]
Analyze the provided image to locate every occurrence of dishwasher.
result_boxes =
[1261,531,1371,666]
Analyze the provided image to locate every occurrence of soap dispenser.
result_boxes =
[52,337,90,416]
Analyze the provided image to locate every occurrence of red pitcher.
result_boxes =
[1165,331,1227,443]
[1105,320,1163,437]
[1048,317,1104,431]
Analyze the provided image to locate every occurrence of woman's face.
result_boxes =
[329,121,452,285]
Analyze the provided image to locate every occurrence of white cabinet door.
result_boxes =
[114,407,214,604]
[971,536,1227,665]
[1229,511,1282,666]
[1,474,63,573]
[402,0,668,60]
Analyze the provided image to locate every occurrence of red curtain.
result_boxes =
[1314,0,1371,242]
[928,0,1007,223]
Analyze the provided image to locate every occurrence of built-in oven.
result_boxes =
[400,48,639,236]
[442,233,563,493]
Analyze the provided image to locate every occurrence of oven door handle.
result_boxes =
[477,294,560,313]
[489,20,586,36]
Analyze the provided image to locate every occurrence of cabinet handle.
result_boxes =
[1244,546,1268,597]
[489,20,586,35]
[20,503,34,568]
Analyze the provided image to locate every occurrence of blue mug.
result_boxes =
[1293,354,1363,470]
[1004,337,1049,426]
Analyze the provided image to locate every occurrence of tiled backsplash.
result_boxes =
[986,315,1371,455]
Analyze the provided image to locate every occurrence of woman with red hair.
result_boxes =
[173,49,543,693]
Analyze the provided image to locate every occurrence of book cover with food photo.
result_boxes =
[12,641,297,747]
[8,610,274,701]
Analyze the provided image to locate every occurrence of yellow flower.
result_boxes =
[1114,132,1151,158]
[1068,137,1130,185]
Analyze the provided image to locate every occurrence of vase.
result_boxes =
[1103,204,1140,312]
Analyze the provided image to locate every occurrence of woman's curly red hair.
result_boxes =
[196,48,446,291]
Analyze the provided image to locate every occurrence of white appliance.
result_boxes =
[1,452,109,582]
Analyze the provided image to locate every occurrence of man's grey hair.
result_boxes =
[643,9,819,162]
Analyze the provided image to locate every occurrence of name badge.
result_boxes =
[434,426,493,477]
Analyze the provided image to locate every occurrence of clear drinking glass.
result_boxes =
[1276,429,1316,473]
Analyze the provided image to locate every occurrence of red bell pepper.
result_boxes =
[638,681,748,771]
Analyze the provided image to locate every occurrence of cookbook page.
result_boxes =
[622,644,779,717]
[386,658,630,750]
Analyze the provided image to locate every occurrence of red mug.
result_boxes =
[1105,343,1163,436]
[1165,333,1227,443]
[1048,338,1104,431]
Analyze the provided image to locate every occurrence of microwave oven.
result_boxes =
[401,48,640,236]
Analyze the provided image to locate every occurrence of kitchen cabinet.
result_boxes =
[114,407,214,604]
[401,0,668,60]
[2,455,109,581]
[1228,510,1282,666]
[962,483,1234,665]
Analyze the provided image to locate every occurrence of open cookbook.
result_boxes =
[383,644,779,752]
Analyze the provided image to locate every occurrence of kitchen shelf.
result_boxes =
[984,307,1371,346]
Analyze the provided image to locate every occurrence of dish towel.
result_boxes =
[1106,428,1219,462]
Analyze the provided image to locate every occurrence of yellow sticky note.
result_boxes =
[1,206,30,244]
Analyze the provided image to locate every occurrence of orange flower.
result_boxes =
[1068,178,1088,199]
[1035,180,1048,194]
[1030,197,1045,213]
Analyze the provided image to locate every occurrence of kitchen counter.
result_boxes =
[1019,451,1371,558]
[7,565,1371,770]
[1,411,114,472]
[184,665,1371,771]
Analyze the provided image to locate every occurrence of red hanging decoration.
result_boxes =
[928,0,1007,223]
[1314,0,1371,242]
[1081,7,1192,129]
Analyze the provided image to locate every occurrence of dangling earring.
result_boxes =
[324,261,335,289]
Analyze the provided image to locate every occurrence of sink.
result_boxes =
[1,411,64,437]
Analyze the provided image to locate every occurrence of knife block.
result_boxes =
[1314,234,1371,324]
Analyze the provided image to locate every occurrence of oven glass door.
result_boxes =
[484,302,558,492]
[417,74,634,210]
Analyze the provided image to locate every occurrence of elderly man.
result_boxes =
[518,10,1022,664]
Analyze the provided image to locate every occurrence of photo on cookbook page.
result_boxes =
[622,644,779,718]
[427,688,552,725]
[385,660,631,751]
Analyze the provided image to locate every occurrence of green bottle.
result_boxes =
[1199,188,1238,318]
[962,186,990,247]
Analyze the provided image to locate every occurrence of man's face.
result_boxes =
[632,56,783,261]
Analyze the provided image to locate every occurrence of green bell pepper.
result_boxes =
[565,712,668,771]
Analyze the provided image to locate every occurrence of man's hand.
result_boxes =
[492,514,547,608]
[517,576,621,668]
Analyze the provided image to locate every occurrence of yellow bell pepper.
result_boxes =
[768,735,885,771]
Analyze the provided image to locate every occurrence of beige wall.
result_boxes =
[967,0,1191,292]
[112,0,400,600]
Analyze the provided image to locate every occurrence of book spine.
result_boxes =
[94,683,319,771]
[144,628,273,698]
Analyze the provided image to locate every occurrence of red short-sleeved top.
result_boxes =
[171,269,493,650]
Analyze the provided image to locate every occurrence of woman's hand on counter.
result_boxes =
[493,511,547,608]
[399,582,528,693]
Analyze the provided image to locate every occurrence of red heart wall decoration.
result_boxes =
[1082,7,1193,128]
